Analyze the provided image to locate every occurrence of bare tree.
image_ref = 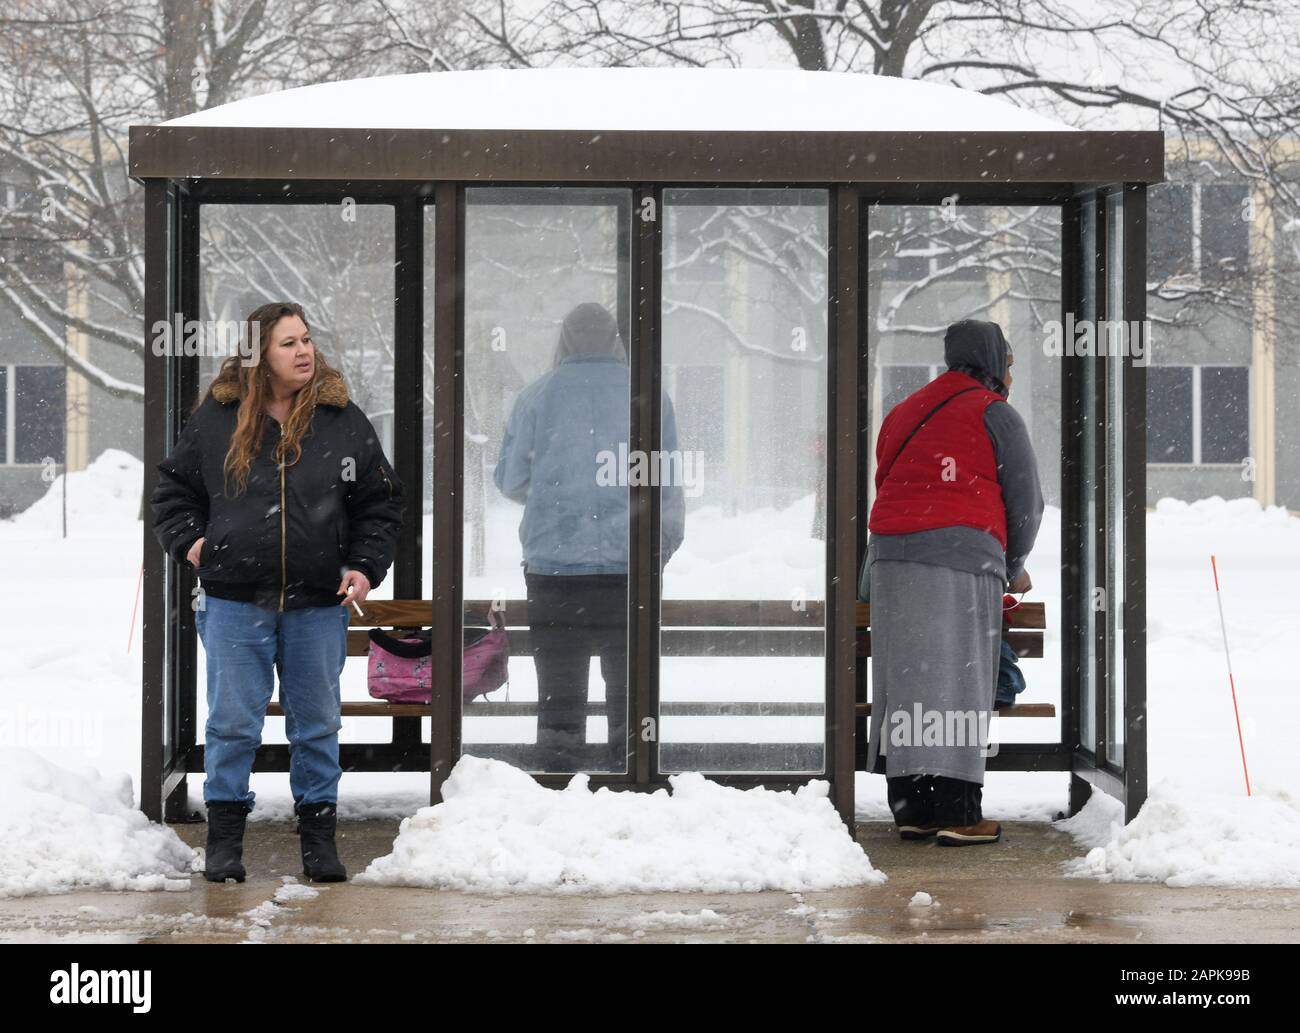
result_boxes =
[0,0,394,397]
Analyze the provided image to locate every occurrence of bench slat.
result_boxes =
[350,601,1046,659]
[351,599,1047,631]
[857,601,1046,630]
[856,629,1043,659]
[350,599,828,627]
[349,629,1045,658]
[268,701,433,717]
[268,700,1055,719]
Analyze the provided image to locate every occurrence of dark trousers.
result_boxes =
[887,773,984,827]
[525,572,628,773]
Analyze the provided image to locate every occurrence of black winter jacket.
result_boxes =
[150,374,405,611]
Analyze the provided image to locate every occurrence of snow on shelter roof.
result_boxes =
[162,68,1075,134]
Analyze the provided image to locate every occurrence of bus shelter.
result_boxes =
[130,69,1161,827]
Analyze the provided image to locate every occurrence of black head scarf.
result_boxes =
[944,319,1011,399]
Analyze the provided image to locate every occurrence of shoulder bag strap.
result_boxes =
[877,386,981,486]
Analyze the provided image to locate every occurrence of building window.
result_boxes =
[1148,184,1193,281]
[2,364,65,465]
[1148,181,1250,284]
[1147,364,1248,465]
[880,363,941,415]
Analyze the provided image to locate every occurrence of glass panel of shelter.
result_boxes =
[420,204,434,591]
[459,187,633,775]
[657,188,830,775]
[1103,190,1127,770]
[1078,185,1127,772]
[1078,195,1100,757]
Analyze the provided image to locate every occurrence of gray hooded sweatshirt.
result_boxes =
[860,319,1044,595]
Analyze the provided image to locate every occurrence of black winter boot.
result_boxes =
[888,774,939,839]
[298,801,347,882]
[204,801,252,883]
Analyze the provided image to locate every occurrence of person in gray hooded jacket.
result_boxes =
[495,302,685,772]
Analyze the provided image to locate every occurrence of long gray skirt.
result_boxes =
[865,559,1002,784]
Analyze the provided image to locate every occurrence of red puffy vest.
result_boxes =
[869,370,1008,549]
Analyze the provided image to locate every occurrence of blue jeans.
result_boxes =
[195,595,350,810]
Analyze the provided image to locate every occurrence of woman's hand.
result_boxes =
[1008,569,1032,594]
[186,537,206,568]
[337,568,372,608]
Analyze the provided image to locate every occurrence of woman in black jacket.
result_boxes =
[151,301,404,883]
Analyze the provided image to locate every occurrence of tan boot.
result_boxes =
[936,819,1002,846]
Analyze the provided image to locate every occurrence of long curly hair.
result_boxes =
[203,301,345,496]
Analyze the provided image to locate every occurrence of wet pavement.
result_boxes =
[2,819,1297,943]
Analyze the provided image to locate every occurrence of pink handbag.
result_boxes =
[366,609,509,704]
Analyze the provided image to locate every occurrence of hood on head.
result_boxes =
[944,319,1011,385]
[553,302,627,366]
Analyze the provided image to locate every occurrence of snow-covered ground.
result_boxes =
[1,450,1297,894]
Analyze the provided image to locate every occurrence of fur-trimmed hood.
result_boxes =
[210,372,349,408]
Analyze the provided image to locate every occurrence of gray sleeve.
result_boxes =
[984,401,1044,582]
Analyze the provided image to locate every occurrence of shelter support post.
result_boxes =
[429,183,464,804]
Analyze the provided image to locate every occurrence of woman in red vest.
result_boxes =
[863,319,1043,845]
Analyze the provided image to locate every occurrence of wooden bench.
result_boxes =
[264,598,1052,720]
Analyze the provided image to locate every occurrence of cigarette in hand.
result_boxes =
[346,584,364,617]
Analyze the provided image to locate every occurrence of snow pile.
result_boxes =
[1056,778,1300,889]
[357,756,885,895]
[5,449,143,535]
[0,749,196,898]
[1152,493,1294,530]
